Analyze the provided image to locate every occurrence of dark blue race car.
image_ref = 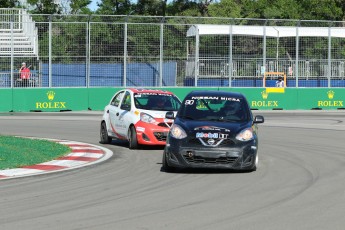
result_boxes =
[162,90,264,172]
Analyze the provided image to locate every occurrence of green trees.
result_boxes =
[0,0,19,8]
[1,0,345,21]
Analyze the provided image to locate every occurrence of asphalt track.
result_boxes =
[0,110,345,230]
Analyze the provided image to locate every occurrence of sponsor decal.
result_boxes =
[136,127,145,132]
[191,96,240,102]
[36,91,67,109]
[196,132,218,138]
[194,126,230,132]
[109,120,126,140]
[134,92,172,97]
[317,90,344,107]
[196,100,207,109]
[196,132,229,139]
[195,126,221,131]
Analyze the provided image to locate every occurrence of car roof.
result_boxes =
[128,88,174,95]
[186,90,245,99]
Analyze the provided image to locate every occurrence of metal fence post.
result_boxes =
[10,14,14,88]
[194,26,199,87]
[159,20,164,87]
[49,15,52,88]
[124,22,127,87]
[86,17,91,88]
[263,22,267,86]
[228,24,233,87]
[295,21,300,88]
[328,25,331,88]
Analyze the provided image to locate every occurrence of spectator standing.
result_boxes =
[275,76,284,87]
[19,62,31,87]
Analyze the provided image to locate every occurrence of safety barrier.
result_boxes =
[0,87,344,112]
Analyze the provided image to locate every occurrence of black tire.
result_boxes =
[100,122,112,144]
[162,150,175,172]
[128,126,138,149]
[251,153,258,171]
[245,154,258,172]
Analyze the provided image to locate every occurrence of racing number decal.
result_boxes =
[185,100,194,105]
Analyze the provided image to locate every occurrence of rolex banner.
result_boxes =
[11,88,89,112]
[1,88,345,112]
[166,88,345,111]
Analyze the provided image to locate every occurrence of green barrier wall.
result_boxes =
[0,87,344,112]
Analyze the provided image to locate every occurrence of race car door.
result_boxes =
[113,91,132,138]
[108,90,126,139]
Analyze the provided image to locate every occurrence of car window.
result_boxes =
[110,91,124,107]
[134,93,181,111]
[178,96,249,122]
[120,91,131,110]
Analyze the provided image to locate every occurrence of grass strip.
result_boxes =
[0,135,71,170]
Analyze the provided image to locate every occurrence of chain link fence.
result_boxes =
[1,9,345,88]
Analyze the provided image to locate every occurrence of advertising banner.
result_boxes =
[12,88,89,112]
[0,89,12,112]
[0,87,344,112]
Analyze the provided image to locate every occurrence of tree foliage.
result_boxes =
[0,0,20,8]
[2,0,344,21]
[69,0,92,14]
[2,0,345,65]
[96,0,132,15]
[26,0,62,14]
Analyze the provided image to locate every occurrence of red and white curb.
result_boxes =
[0,139,113,180]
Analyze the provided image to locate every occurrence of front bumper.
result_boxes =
[164,138,257,170]
[135,121,171,145]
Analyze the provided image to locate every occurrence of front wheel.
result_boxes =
[251,153,258,171]
[128,126,138,149]
[162,150,175,172]
[100,122,112,144]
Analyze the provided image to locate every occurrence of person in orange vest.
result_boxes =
[19,62,31,87]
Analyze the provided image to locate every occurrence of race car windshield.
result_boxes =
[134,93,181,111]
[178,97,249,122]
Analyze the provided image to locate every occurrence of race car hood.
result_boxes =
[175,117,251,137]
[138,109,177,119]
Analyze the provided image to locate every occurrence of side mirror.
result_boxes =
[165,111,175,119]
[253,115,264,124]
[121,104,131,111]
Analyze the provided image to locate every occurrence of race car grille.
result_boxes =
[158,122,173,128]
[188,138,235,147]
[183,155,238,165]
[154,132,168,141]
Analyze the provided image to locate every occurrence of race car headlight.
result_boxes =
[140,112,156,124]
[170,124,187,139]
[236,128,254,141]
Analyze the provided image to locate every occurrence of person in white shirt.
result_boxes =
[275,76,284,87]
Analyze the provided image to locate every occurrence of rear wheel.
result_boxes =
[128,126,138,149]
[100,122,112,144]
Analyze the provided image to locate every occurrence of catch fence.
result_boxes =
[1,9,345,88]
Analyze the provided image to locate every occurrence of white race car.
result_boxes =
[100,88,181,149]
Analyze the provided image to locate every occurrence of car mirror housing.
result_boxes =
[165,111,175,119]
[253,115,264,124]
[121,104,131,111]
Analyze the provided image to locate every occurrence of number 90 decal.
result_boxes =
[185,100,194,105]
